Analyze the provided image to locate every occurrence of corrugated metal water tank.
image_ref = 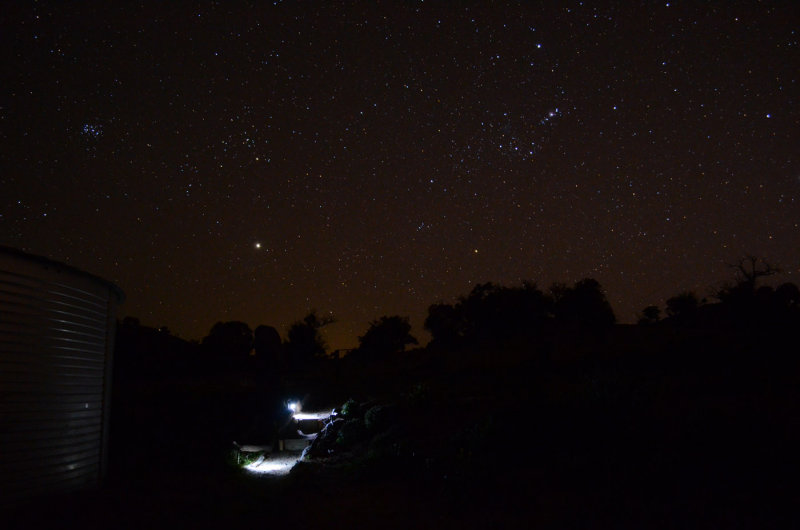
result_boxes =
[0,247,123,502]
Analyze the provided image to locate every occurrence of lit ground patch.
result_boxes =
[244,452,302,475]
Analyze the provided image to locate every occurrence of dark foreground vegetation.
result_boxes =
[7,257,800,528]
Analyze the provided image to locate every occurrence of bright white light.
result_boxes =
[287,401,298,412]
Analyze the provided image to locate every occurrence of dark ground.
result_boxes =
[4,326,800,529]
[4,423,797,530]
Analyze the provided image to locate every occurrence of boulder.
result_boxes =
[306,418,344,457]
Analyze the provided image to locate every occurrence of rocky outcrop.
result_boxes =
[304,417,344,457]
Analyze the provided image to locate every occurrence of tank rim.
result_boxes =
[0,245,125,304]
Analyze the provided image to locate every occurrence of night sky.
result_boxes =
[2,2,798,349]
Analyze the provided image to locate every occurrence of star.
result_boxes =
[2,2,796,349]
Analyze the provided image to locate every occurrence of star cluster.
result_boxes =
[2,2,798,348]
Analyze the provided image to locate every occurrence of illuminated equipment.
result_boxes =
[239,400,336,475]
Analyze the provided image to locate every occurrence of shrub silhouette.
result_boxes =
[638,305,661,325]
[774,282,800,308]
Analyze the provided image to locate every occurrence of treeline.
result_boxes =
[115,255,800,381]
[424,278,615,351]
[640,256,800,329]
[108,255,800,484]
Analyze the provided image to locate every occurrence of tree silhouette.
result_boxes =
[459,282,507,343]
[715,256,785,327]
[356,315,418,358]
[201,321,253,359]
[114,316,201,379]
[469,281,553,343]
[254,325,282,360]
[551,278,615,329]
[424,302,462,349]
[425,281,555,348]
[732,255,780,291]
[285,310,334,366]
[424,278,615,349]
[253,324,283,374]
[718,255,779,304]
